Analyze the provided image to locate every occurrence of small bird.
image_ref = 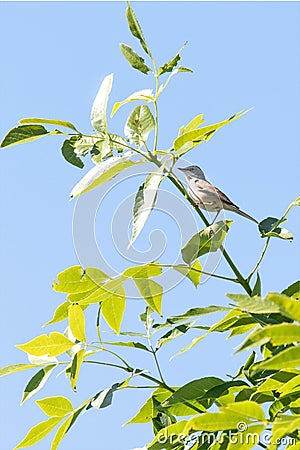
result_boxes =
[178,165,258,224]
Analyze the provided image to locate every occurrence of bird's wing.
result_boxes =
[194,179,240,209]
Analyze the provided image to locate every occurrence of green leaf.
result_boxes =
[180,113,205,134]
[266,292,300,322]
[107,133,128,153]
[181,221,232,264]
[100,281,126,334]
[103,341,149,352]
[227,424,265,450]
[16,332,74,357]
[123,263,162,279]
[173,110,250,156]
[0,363,47,377]
[129,168,164,246]
[227,293,280,314]
[124,105,155,146]
[158,43,186,75]
[239,323,300,352]
[70,349,85,391]
[44,302,70,327]
[68,304,86,342]
[120,43,151,74]
[153,305,229,330]
[50,414,73,450]
[1,125,49,148]
[125,3,151,56]
[88,383,119,410]
[259,216,293,241]
[134,278,163,315]
[21,365,57,405]
[14,416,62,449]
[162,377,223,407]
[36,396,73,417]
[111,89,154,117]
[251,346,300,373]
[282,281,300,300]
[252,272,261,296]
[148,420,188,450]
[18,117,79,132]
[61,137,84,168]
[90,73,113,133]
[156,323,195,350]
[185,401,265,433]
[53,266,97,294]
[173,259,202,288]
[70,153,144,198]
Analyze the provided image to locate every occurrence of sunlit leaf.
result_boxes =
[18,117,79,132]
[129,167,164,246]
[90,73,113,133]
[100,282,126,334]
[181,221,232,264]
[123,263,162,279]
[70,153,144,198]
[238,323,300,352]
[44,302,70,327]
[173,110,250,156]
[68,304,86,342]
[120,44,151,74]
[111,89,154,117]
[0,363,46,378]
[135,278,163,315]
[173,259,202,288]
[36,396,73,417]
[124,105,155,146]
[14,417,62,449]
[50,414,73,450]
[21,365,57,405]
[16,332,74,357]
[251,347,300,373]
[53,266,97,294]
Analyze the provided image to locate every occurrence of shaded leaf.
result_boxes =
[156,323,195,350]
[282,281,300,300]
[103,341,149,352]
[259,216,293,241]
[252,272,261,296]
[124,105,155,146]
[181,221,232,264]
[111,89,154,117]
[120,43,151,74]
[70,349,85,391]
[90,73,113,133]
[61,137,84,168]
[158,43,186,75]
[1,125,49,148]
[87,383,119,410]
[163,377,223,407]
[21,365,57,405]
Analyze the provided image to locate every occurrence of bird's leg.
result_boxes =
[210,210,220,226]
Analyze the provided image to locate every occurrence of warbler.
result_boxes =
[178,165,258,224]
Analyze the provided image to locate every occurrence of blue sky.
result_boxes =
[0,2,299,450]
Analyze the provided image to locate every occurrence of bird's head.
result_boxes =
[178,165,206,180]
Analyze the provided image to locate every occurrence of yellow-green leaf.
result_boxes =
[68,304,86,342]
[14,417,62,449]
[21,365,57,405]
[18,117,79,132]
[53,266,96,294]
[51,414,73,450]
[44,302,70,327]
[134,278,163,315]
[16,332,74,357]
[101,283,126,334]
[111,89,153,117]
[0,363,46,377]
[36,396,73,417]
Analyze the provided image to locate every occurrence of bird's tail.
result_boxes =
[236,209,258,224]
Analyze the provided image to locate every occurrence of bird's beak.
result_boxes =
[178,167,185,172]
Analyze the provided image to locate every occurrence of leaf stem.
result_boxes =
[247,237,270,283]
